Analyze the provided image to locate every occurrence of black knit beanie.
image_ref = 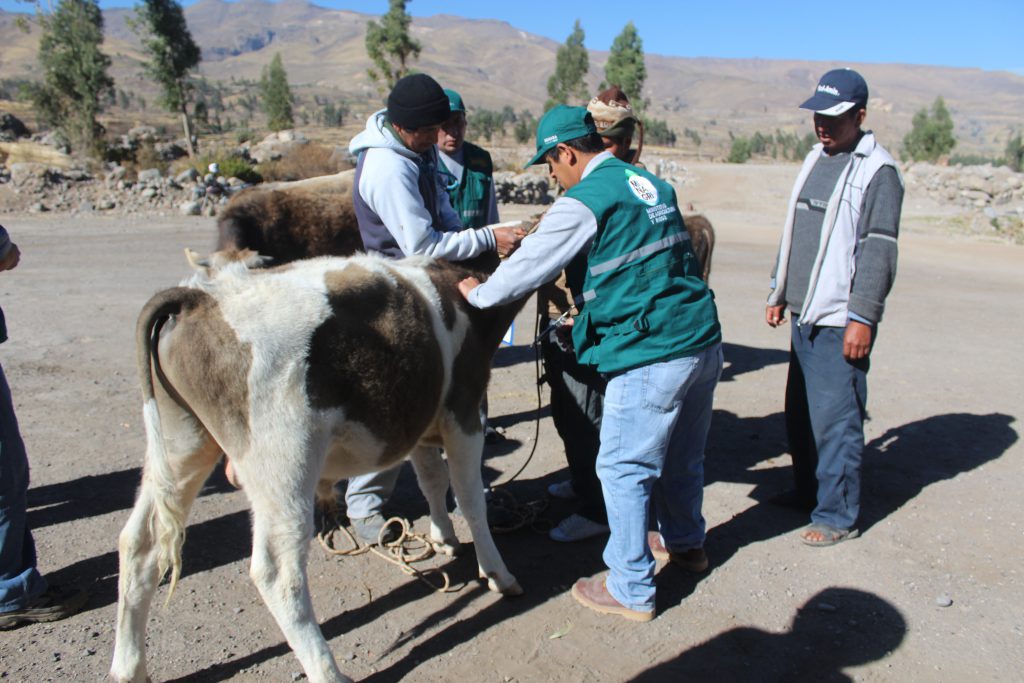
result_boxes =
[387,73,451,129]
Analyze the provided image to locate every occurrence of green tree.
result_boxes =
[514,110,537,144]
[471,108,501,142]
[1004,131,1023,172]
[602,22,647,112]
[643,116,676,146]
[260,53,294,132]
[728,136,752,164]
[365,0,421,91]
[130,0,202,157]
[31,0,113,157]
[902,96,956,162]
[545,20,589,111]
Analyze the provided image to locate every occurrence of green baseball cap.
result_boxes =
[525,105,598,168]
[444,88,466,113]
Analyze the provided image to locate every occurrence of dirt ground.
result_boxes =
[0,162,1021,682]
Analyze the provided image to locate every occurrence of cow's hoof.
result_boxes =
[500,580,524,597]
[431,538,463,557]
[482,571,523,596]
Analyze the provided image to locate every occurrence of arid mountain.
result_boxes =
[3,0,1023,157]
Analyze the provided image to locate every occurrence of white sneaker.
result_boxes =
[549,514,609,542]
[547,480,577,500]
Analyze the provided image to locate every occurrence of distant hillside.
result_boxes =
[3,0,1023,157]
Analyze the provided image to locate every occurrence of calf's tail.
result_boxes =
[135,287,207,601]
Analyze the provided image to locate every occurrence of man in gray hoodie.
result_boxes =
[766,69,903,546]
[345,73,524,543]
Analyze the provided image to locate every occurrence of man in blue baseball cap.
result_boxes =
[766,68,904,546]
[459,105,722,622]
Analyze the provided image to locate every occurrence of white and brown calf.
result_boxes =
[111,252,522,683]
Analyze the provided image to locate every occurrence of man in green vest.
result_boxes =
[459,106,723,622]
[437,88,499,229]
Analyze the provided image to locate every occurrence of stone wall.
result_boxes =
[493,171,553,205]
[903,162,1024,242]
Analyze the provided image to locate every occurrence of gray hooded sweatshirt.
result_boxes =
[348,110,496,260]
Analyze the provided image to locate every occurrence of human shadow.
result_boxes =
[26,464,236,529]
[857,412,1017,532]
[718,412,1018,569]
[164,497,608,682]
[631,587,906,682]
[688,409,807,574]
[47,508,253,615]
[487,404,550,431]
[492,343,539,369]
[720,342,789,383]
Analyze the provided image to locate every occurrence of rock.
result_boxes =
[935,594,953,607]
[137,168,163,184]
[106,166,127,187]
[249,130,310,164]
[29,201,48,213]
[154,141,187,162]
[176,168,199,184]
[9,162,50,185]
[0,112,31,141]
[127,125,158,143]
[816,601,838,613]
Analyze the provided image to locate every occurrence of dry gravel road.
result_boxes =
[0,162,1021,682]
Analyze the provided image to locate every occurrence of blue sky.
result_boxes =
[3,0,1021,73]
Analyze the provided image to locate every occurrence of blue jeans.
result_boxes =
[0,361,48,613]
[786,321,869,530]
[344,466,402,519]
[597,343,722,611]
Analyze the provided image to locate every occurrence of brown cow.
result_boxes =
[217,170,715,280]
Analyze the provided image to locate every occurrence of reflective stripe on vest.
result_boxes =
[588,230,691,277]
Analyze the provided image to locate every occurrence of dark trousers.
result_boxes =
[785,321,870,530]
[539,322,607,524]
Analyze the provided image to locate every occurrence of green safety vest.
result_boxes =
[566,156,721,373]
[444,142,494,229]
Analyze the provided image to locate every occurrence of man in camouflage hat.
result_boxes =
[586,86,644,165]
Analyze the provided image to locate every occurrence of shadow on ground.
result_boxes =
[27,464,236,529]
[631,587,907,683]
[720,341,789,383]
[33,407,1014,680]
[858,412,1017,532]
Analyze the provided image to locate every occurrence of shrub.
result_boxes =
[642,117,676,146]
[1005,132,1023,173]
[728,136,752,164]
[194,152,262,184]
[257,143,350,182]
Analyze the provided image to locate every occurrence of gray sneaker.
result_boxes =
[546,480,577,500]
[549,513,609,542]
[0,586,89,630]
[349,513,400,545]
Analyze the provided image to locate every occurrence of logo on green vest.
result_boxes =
[625,169,659,206]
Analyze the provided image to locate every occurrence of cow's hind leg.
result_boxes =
[444,430,522,596]
[111,401,221,683]
[409,446,462,556]
[239,447,351,683]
